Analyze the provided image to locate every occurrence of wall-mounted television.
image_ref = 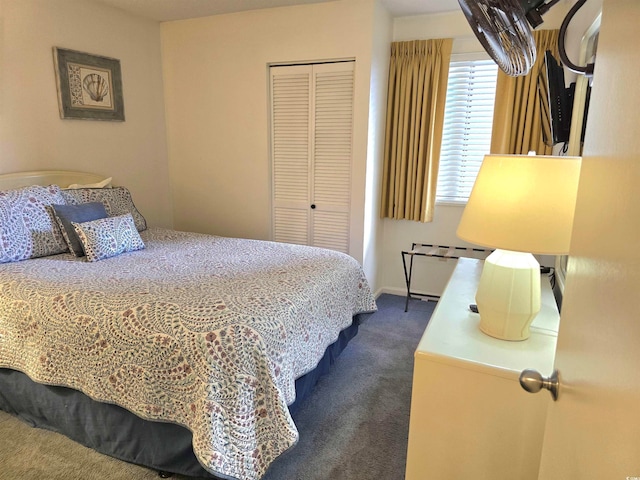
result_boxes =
[538,50,573,146]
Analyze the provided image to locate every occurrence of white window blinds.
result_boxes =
[436,58,498,204]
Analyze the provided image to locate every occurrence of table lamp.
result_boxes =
[456,154,581,341]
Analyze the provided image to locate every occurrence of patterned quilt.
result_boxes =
[0,229,376,480]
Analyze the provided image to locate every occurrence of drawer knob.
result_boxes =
[519,369,560,401]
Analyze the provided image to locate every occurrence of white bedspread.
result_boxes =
[0,228,376,480]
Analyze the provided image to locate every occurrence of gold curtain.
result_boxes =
[380,38,453,222]
[490,29,560,155]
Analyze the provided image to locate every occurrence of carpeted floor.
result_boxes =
[0,294,435,480]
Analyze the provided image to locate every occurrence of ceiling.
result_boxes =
[91,0,462,22]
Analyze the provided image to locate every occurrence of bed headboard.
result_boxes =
[0,170,107,190]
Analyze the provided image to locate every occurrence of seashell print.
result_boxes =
[82,73,109,102]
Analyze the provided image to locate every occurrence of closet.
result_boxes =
[269,61,354,254]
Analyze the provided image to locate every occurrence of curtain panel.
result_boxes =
[380,38,453,223]
[490,29,561,155]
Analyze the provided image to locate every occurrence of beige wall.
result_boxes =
[362,0,392,294]
[0,0,173,228]
[2,0,603,298]
[161,0,380,270]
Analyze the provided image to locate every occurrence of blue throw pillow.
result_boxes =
[52,202,108,256]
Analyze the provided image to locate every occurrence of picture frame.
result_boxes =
[53,47,125,121]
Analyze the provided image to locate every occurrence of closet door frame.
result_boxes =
[269,60,355,253]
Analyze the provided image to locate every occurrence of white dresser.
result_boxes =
[405,258,560,480]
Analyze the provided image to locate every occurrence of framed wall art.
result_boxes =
[53,47,125,121]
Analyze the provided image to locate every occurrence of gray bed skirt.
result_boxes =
[0,316,362,478]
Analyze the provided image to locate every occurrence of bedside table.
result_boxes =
[405,257,560,480]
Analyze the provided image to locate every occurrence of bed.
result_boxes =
[0,171,377,480]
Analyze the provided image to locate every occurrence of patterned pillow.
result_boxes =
[61,186,147,232]
[51,202,108,256]
[72,213,145,262]
[0,185,69,263]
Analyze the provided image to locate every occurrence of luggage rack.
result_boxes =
[401,243,492,312]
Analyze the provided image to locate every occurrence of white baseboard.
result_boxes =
[374,287,442,299]
[375,287,404,298]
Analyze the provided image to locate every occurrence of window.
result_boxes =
[436,56,498,204]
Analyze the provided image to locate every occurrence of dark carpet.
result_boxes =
[0,294,435,480]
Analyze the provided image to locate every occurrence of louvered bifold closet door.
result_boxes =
[271,65,312,246]
[270,61,354,254]
[311,62,354,253]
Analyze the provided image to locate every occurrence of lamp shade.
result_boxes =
[457,154,581,255]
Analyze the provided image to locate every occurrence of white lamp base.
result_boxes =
[475,249,541,341]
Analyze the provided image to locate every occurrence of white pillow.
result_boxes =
[66,177,112,189]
